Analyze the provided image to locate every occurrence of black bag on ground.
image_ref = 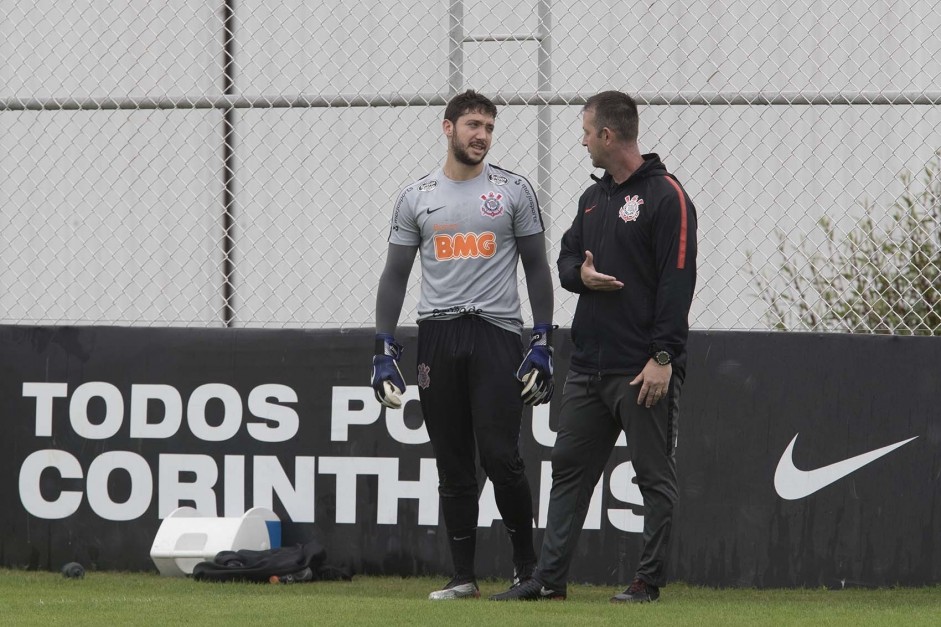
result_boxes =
[191,539,350,583]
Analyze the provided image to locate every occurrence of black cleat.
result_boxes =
[610,577,660,603]
[489,576,566,601]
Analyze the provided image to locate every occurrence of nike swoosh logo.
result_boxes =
[774,433,917,500]
[584,205,596,213]
[426,206,446,215]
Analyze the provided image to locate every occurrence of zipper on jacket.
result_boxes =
[594,187,612,374]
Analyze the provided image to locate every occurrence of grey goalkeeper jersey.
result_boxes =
[388,163,544,334]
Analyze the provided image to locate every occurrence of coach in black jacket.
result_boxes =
[559,156,695,381]
[491,91,697,604]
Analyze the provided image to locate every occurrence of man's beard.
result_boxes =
[451,136,487,166]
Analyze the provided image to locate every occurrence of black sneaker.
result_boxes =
[610,577,660,603]
[428,577,480,600]
[489,576,566,601]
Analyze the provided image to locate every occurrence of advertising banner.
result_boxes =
[1,325,938,587]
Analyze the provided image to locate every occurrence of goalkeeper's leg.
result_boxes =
[417,319,480,588]
[469,319,537,574]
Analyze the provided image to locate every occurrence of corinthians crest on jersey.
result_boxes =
[480,191,505,219]
[619,194,644,222]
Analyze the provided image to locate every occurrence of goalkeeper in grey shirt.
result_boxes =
[372,90,555,600]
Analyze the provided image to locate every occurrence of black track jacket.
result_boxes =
[557,153,698,379]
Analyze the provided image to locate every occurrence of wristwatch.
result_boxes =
[652,350,672,366]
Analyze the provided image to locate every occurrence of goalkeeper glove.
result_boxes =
[516,323,556,406]
[372,333,406,409]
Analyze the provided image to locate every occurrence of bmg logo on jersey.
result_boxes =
[434,232,496,260]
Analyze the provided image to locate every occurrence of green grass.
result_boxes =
[2,569,940,626]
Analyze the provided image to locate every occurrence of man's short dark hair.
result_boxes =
[584,91,639,142]
[444,90,498,123]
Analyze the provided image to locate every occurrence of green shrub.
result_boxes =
[749,151,941,335]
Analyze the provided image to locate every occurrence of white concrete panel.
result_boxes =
[0,110,224,325]
[0,0,221,99]
[552,0,941,94]
[237,1,447,96]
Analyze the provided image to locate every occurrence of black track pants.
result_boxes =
[537,371,681,591]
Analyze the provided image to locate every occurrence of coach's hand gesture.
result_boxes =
[580,250,624,291]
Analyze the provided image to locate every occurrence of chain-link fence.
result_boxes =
[2,0,940,333]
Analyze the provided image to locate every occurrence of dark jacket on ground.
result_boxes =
[557,153,698,379]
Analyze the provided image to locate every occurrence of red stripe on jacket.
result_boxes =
[663,176,688,269]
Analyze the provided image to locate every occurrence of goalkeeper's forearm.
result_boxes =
[375,244,417,333]
[518,233,554,325]
[376,280,407,335]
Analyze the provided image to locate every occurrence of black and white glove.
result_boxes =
[371,333,406,409]
[516,323,556,406]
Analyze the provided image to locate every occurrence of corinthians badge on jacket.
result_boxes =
[619,195,644,222]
